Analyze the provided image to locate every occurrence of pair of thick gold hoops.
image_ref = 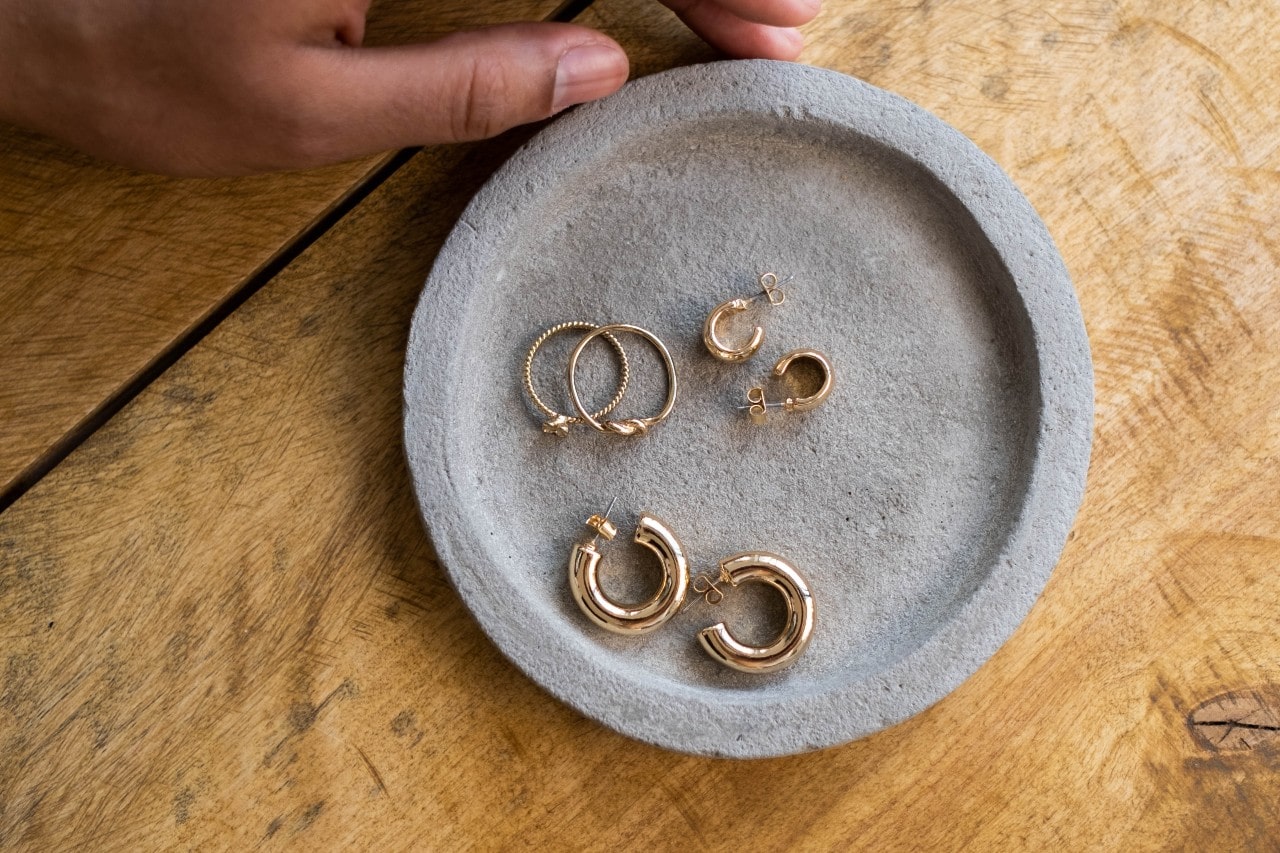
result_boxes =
[703,273,835,424]
[568,506,815,673]
[523,322,677,437]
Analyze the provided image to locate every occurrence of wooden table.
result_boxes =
[2,0,1278,848]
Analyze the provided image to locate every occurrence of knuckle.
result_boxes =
[451,59,515,141]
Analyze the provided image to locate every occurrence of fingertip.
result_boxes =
[761,0,818,29]
[667,0,818,29]
[552,42,630,112]
[664,0,808,61]
[716,24,805,60]
[773,27,805,60]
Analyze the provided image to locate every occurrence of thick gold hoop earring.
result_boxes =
[743,348,835,424]
[523,321,630,436]
[695,552,814,672]
[567,324,678,437]
[702,272,787,363]
[568,502,690,634]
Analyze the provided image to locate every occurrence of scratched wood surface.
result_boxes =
[3,0,1280,848]
[0,0,565,503]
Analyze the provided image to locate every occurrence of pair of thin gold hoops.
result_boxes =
[703,272,836,424]
[523,322,677,437]
[568,500,815,673]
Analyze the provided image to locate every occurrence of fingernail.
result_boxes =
[553,44,626,113]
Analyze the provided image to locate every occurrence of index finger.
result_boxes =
[665,0,820,29]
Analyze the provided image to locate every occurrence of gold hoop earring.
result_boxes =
[567,324,677,437]
[523,321,630,436]
[568,500,690,634]
[702,272,788,362]
[742,348,834,424]
[694,552,814,672]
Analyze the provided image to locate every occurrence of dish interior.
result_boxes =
[443,113,1039,699]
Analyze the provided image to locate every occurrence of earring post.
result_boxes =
[587,496,620,544]
[755,271,793,306]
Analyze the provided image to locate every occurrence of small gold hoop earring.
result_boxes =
[702,272,789,362]
[523,321,630,436]
[742,348,834,424]
[568,500,690,634]
[695,552,815,672]
[567,324,677,437]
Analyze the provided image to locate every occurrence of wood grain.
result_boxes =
[0,0,565,504]
[3,0,1280,848]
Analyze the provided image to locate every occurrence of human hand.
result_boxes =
[0,0,818,176]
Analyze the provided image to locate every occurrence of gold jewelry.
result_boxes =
[567,324,677,437]
[702,272,788,362]
[693,552,815,672]
[523,321,630,436]
[568,499,690,634]
[743,348,834,424]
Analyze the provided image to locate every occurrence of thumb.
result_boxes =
[296,23,628,161]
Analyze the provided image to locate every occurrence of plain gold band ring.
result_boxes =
[566,323,677,437]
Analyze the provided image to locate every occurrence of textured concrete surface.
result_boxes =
[404,60,1093,757]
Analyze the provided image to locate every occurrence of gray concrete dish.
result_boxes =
[404,60,1093,758]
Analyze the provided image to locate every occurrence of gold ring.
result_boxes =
[566,324,677,437]
[523,321,629,436]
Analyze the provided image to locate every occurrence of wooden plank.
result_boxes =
[3,0,1280,848]
[0,0,568,503]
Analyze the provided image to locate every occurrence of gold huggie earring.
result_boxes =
[568,498,690,634]
[524,321,630,436]
[694,552,815,672]
[702,272,789,362]
[567,324,678,437]
[742,348,835,424]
